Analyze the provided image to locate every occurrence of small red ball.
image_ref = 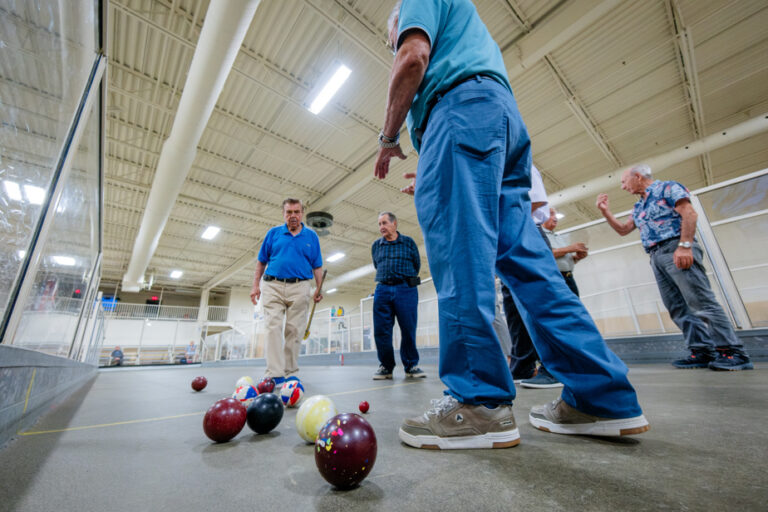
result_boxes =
[358,401,370,414]
[191,376,207,392]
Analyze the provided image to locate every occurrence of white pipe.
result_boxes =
[550,113,768,207]
[122,0,261,291]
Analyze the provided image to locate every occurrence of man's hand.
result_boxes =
[596,193,610,213]
[250,286,260,305]
[674,247,694,269]
[374,145,407,180]
[401,172,416,195]
[313,291,323,303]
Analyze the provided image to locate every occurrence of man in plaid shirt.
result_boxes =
[371,211,426,380]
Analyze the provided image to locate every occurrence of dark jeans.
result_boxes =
[373,283,419,371]
[650,239,742,352]
[561,272,579,296]
[501,225,552,379]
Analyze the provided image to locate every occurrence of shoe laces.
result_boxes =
[425,395,458,417]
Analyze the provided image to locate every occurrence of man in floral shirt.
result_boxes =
[597,164,752,371]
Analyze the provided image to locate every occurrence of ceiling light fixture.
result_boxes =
[52,255,76,266]
[309,64,351,115]
[201,226,221,240]
[327,252,345,262]
[170,270,183,279]
[555,213,565,220]
[3,181,22,201]
[24,185,46,205]
[326,288,338,294]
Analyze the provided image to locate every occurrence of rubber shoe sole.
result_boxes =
[529,413,650,436]
[398,428,520,450]
[372,374,392,380]
[671,362,710,369]
[709,361,754,371]
[520,380,563,389]
[405,372,427,379]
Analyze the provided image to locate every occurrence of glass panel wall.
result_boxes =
[12,100,101,355]
[0,0,100,322]
[697,173,768,326]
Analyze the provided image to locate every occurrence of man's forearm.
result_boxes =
[381,36,430,138]
[600,208,630,236]
[253,261,266,286]
[313,267,324,290]
[679,210,697,242]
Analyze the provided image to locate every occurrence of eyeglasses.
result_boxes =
[385,39,396,56]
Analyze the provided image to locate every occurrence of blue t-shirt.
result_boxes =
[632,180,691,252]
[397,0,512,152]
[257,223,322,279]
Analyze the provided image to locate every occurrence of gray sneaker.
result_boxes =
[529,398,650,437]
[405,366,427,378]
[372,365,393,380]
[399,395,520,449]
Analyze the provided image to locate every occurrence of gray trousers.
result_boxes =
[649,239,742,352]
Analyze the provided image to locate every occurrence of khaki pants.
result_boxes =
[261,279,311,379]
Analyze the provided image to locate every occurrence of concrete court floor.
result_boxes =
[0,362,766,512]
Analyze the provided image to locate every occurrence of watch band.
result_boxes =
[678,241,692,248]
[378,131,400,148]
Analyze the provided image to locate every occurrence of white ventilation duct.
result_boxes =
[550,113,768,207]
[122,0,261,291]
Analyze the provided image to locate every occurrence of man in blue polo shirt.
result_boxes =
[371,211,426,380]
[597,164,753,371]
[374,0,648,450]
[251,198,324,383]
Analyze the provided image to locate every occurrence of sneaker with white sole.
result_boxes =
[399,395,520,450]
[529,397,650,437]
[372,365,393,380]
[405,366,427,378]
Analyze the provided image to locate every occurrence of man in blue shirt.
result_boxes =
[374,0,648,450]
[371,211,426,380]
[110,346,124,366]
[251,198,325,383]
[597,165,753,371]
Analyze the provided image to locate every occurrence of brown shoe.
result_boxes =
[529,398,650,436]
[399,395,520,449]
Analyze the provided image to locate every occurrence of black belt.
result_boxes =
[561,271,573,278]
[647,237,680,254]
[378,278,404,286]
[264,275,308,283]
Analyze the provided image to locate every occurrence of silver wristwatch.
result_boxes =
[678,241,692,249]
[378,131,400,148]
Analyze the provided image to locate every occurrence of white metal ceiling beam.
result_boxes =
[121,0,262,291]
[666,0,712,185]
[550,113,768,207]
[308,0,623,213]
[502,0,624,80]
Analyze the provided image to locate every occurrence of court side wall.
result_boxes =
[0,345,96,447]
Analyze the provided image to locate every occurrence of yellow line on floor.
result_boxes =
[326,380,424,397]
[18,412,203,436]
[16,380,425,436]
[22,368,37,414]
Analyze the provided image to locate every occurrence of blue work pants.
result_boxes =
[413,76,643,418]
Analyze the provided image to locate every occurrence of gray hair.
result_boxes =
[388,2,401,32]
[379,211,397,223]
[282,198,304,210]
[628,164,652,179]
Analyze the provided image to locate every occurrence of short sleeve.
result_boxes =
[664,181,690,206]
[397,0,444,50]
[310,231,323,268]
[257,229,273,263]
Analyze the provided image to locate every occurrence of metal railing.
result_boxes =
[104,303,201,320]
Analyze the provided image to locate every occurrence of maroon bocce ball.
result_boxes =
[358,401,370,414]
[315,413,377,489]
[203,398,246,443]
[191,376,207,392]
[257,378,275,394]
